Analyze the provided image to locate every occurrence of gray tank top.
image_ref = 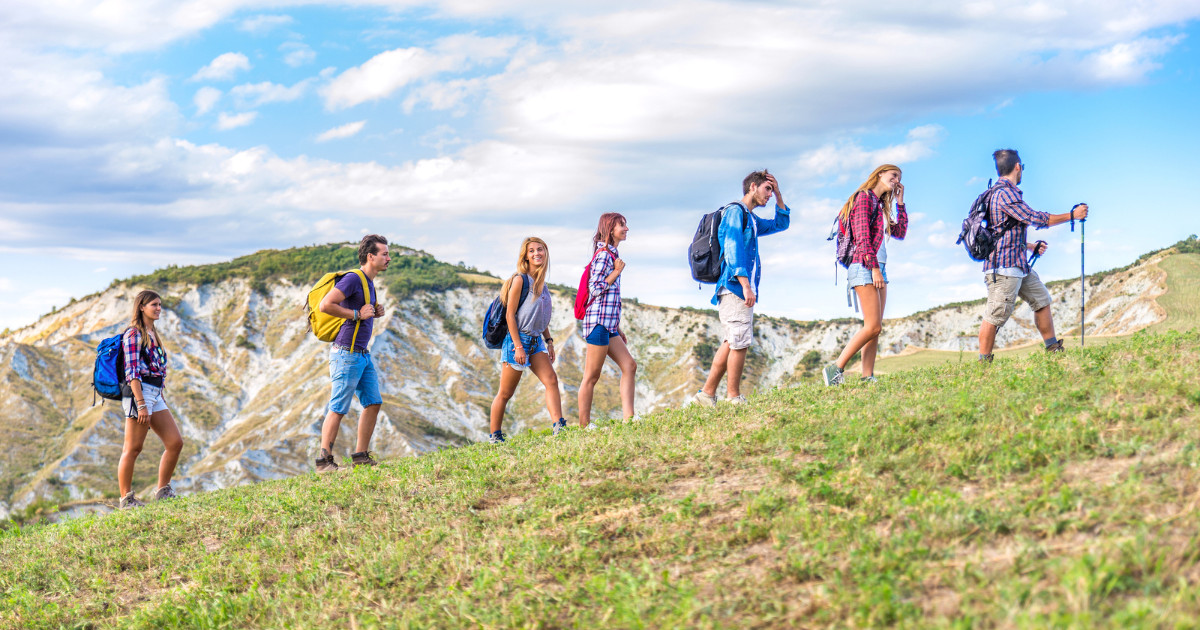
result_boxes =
[516,283,552,336]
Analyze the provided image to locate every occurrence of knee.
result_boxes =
[164,437,184,456]
[625,360,638,376]
[544,374,560,391]
[122,444,143,459]
[864,323,882,338]
[495,388,515,402]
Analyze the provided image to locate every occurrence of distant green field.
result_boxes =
[2,332,1199,628]
[873,252,1198,375]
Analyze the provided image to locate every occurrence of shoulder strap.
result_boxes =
[518,273,532,307]
[722,202,751,233]
[349,269,371,350]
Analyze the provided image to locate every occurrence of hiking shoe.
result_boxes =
[488,430,507,444]
[153,484,177,501]
[978,354,994,364]
[351,451,378,468]
[552,418,568,436]
[1045,340,1065,353]
[822,363,844,386]
[119,491,145,509]
[692,390,717,408]
[860,376,878,384]
[728,395,748,405]
[315,448,339,473]
[585,421,607,432]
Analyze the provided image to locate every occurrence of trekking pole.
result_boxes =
[1070,203,1086,346]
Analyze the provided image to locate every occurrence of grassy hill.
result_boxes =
[2,330,1198,628]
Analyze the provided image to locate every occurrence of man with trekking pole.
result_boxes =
[976,149,1089,363]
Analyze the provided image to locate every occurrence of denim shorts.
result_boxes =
[123,382,169,418]
[585,324,619,346]
[328,347,382,415]
[500,332,546,371]
[847,263,888,288]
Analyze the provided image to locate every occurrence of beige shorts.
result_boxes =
[718,292,754,350]
[983,271,1052,327]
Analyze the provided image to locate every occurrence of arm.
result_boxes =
[757,173,791,237]
[849,193,879,269]
[588,250,616,300]
[505,276,526,364]
[122,331,150,424]
[995,190,1052,230]
[319,285,375,322]
[720,207,750,283]
[1044,203,1089,227]
[891,203,909,240]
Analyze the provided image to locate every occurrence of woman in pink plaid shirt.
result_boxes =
[577,212,637,429]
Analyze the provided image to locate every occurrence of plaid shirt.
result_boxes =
[122,327,166,383]
[848,190,908,269]
[582,244,622,334]
[984,179,1050,274]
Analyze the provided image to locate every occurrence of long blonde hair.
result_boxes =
[838,164,901,230]
[500,237,549,304]
[130,289,165,351]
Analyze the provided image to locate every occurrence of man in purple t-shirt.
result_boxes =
[313,234,391,472]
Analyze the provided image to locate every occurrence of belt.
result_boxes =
[332,345,369,355]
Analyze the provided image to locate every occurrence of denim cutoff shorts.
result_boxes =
[847,263,888,288]
[328,346,382,414]
[501,332,546,371]
[584,324,619,346]
[123,382,169,418]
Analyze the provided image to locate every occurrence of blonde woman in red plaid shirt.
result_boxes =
[824,165,908,386]
[577,212,637,429]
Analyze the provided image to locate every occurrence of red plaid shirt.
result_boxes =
[984,179,1049,274]
[121,327,166,383]
[582,244,621,334]
[848,190,908,269]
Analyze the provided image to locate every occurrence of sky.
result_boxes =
[1,1,1198,332]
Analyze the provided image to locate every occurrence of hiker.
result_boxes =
[577,212,637,428]
[977,149,1088,361]
[823,164,909,386]
[313,234,390,472]
[116,290,184,508]
[694,170,790,406]
[488,237,565,443]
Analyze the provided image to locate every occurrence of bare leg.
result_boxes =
[355,404,380,453]
[148,410,183,489]
[860,286,887,377]
[701,341,730,397]
[527,352,563,420]
[1033,305,1056,341]
[979,321,999,356]
[320,411,345,453]
[117,417,151,496]
[489,365,524,433]
[724,347,748,398]
[836,286,883,370]
[577,342,609,427]
[605,336,638,419]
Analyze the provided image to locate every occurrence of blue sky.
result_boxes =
[1,1,1198,331]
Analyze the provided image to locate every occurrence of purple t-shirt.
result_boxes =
[333,271,376,351]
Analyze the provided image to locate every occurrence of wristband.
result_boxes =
[352,310,359,322]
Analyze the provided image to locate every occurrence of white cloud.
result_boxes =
[322,34,518,110]
[190,53,251,82]
[792,125,947,185]
[1087,35,1183,81]
[230,80,312,108]
[193,86,221,115]
[316,120,366,142]
[402,78,483,114]
[280,41,316,67]
[215,111,257,130]
[240,14,293,35]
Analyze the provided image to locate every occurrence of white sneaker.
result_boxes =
[727,395,747,405]
[692,390,717,408]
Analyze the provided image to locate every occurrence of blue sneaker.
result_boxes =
[552,418,567,436]
[488,430,507,444]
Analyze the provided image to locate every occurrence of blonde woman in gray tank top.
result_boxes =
[488,237,567,443]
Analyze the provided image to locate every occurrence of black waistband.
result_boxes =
[138,375,165,388]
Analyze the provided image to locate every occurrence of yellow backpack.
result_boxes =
[306,269,373,347]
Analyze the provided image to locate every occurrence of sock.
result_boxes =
[1044,336,1058,348]
[979,354,989,360]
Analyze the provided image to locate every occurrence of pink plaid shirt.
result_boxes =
[582,244,621,334]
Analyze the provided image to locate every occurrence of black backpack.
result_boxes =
[688,202,747,284]
[481,273,532,349]
[956,180,1011,261]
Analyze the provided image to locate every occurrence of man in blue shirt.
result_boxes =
[694,170,790,406]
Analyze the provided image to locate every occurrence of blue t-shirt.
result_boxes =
[333,271,376,351]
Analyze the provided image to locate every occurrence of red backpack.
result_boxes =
[573,247,607,320]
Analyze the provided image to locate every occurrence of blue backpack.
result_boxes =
[92,330,128,403]
[481,274,532,349]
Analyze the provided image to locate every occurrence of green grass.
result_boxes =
[2,331,1199,628]
[1149,253,1200,333]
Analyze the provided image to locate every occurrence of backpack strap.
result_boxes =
[349,269,372,351]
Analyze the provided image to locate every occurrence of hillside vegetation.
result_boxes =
[2,330,1198,628]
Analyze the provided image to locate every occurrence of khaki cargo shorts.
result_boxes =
[983,270,1052,327]
[718,291,755,350]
